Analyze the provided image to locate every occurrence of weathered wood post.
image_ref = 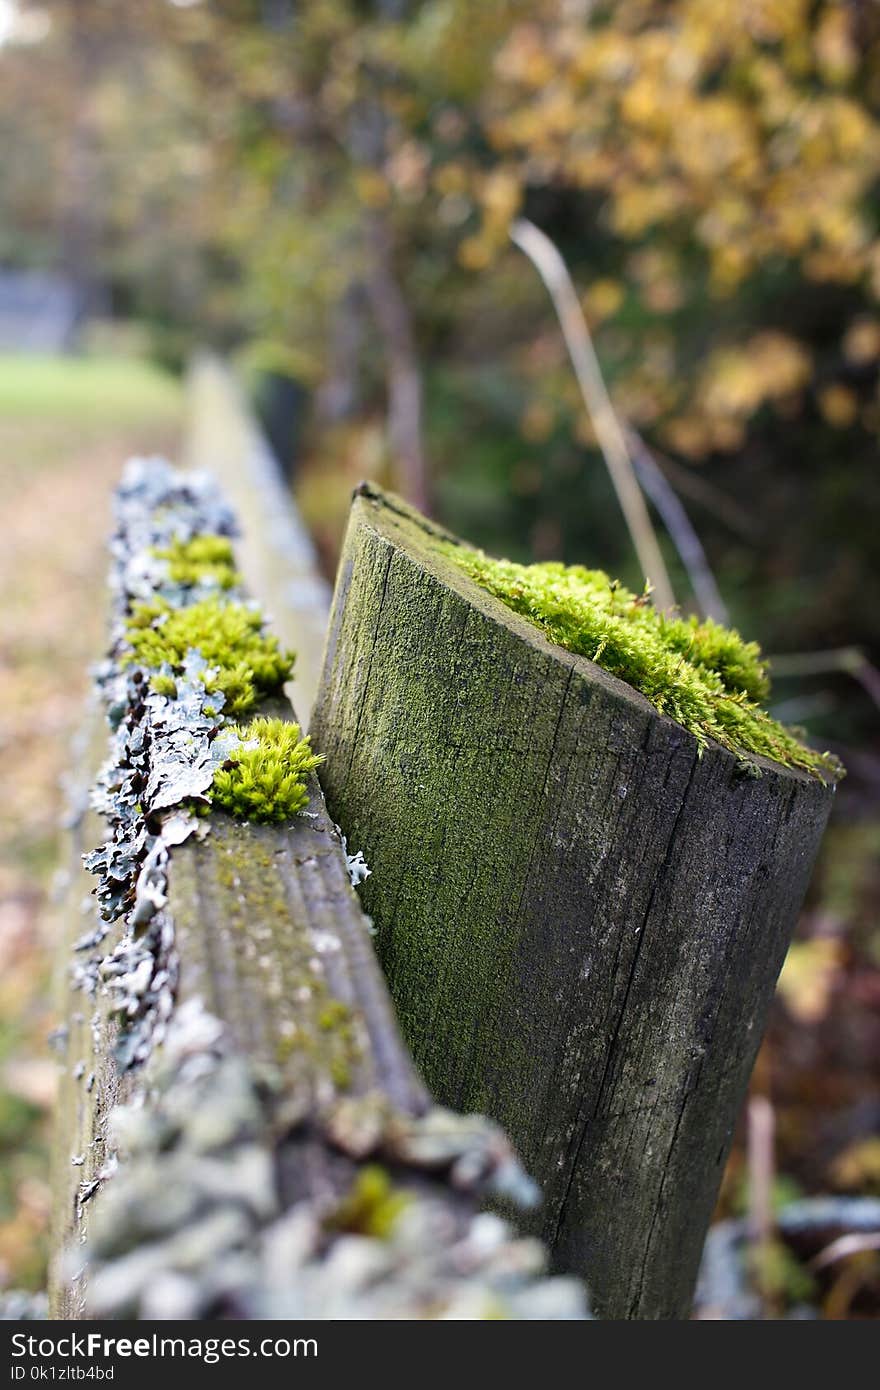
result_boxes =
[311,484,838,1320]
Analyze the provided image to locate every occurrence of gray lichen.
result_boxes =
[79,460,252,1070]
[84,1001,586,1320]
[67,456,589,1322]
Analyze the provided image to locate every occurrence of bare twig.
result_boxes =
[644,446,757,540]
[510,217,675,612]
[364,209,431,514]
[810,1231,880,1273]
[747,1093,776,1317]
[627,428,729,623]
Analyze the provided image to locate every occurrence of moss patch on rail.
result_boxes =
[450,547,841,781]
[212,716,323,822]
[125,594,294,716]
[120,529,321,822]
[152,535,240,591]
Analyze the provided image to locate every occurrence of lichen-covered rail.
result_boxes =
[48,444,586,1319]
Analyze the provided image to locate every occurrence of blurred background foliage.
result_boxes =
[0,0,878,1315]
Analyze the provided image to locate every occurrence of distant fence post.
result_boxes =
[311,483,837,1319]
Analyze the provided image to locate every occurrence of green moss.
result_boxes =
[124,596,294,715]
[149,673,178,699]
[319,1000,352,1032]
[326,1165,411,1239]
[450,546,841,781]
[330,1058,352,1089]
[211,715,324,822]
[152,534,240,591]
[275,1032,300,1063]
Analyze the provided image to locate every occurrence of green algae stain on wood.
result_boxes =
[312,483,839,1320]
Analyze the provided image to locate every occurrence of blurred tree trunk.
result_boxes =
[363,207,431,513]
[316,282,368,424]
[345,1,431,512]
[57,0,107,327]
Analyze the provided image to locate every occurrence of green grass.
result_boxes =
[0,353,181,425]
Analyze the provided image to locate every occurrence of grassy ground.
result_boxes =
[0,352,182,1290]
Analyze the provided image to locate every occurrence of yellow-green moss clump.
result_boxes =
[124,596,294,715]
[452,548,840,781]
[211,716,323,821]
[153,534,240,591]
[326,1165,411,1240]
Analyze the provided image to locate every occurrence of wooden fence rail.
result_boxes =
[48,363,584,1321]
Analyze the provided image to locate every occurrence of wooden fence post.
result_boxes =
[311,483,838,1319]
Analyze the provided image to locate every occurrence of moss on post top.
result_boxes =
[348,482,842,785]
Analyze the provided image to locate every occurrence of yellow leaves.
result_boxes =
[671,95,761,186]
[353,169,390,209]
[831,1139,880,1193]
[582,278,624,326]
[819,384,859,429]
[777,938,845,1024]
[824,96,876,161]
[700,333,812,421]
[660,331,813,458]
[620,74,669,132]
[611,179,683,237]
[662,414,744,460]
[486,0,880,335]
[844,318,880,366]
[569,29,634,85]
[433,161,468,196]
[459,166,521,270]
[494,24,556,89]
[481,166,520,221]
[629,249,684,313]
[710,244,752,295]
[814,4,859,86]
[457,236,491,271]
[744,0,812,48]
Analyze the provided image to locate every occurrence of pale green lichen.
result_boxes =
[211,716,324,822]
[450,547,841,782]
[124,596,294,715]
[152,533,240,590]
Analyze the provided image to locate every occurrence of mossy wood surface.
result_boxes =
[311,484,837,1320]
[50,706,426,1315]
[168,759,427,1118]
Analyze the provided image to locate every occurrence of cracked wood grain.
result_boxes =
[311,483,837,1319]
